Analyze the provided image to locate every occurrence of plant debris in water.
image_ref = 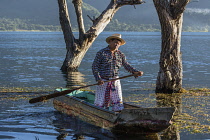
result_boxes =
[0,86,57,101]
[0,86,56,93]
[1,86,209,134]
[124,88,210,134]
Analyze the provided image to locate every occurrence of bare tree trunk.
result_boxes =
[58,0,78,71]
[58,0,120,71]
[153,0,190,93]
[156,14,183,93]
[58,0,144,72]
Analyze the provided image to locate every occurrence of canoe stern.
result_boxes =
[112,107,175,134]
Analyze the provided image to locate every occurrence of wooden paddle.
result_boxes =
[29,74,135,104]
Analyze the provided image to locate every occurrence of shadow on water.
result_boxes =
[156,93,182,140]
[53,111,161,140]
[53,111,115,139]
[62,71,89,89]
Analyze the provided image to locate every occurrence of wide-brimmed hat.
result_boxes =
[106,33,126,45]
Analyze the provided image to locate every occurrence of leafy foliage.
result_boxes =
[0,18,61,31]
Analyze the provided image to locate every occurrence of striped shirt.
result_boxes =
[92,46,139,81]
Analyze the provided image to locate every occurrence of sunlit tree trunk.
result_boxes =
[153,0,190,93]
[58,0,143,72]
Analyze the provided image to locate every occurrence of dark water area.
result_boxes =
[0,32,210,139]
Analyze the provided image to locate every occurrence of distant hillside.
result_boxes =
[84,0,210,26]
[0,0,59,25]
[0,0,209,31]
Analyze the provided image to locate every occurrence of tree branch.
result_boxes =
[86,1,120,37]
[87,15,96,24]
[153,0,171,22]
[58,0,75,49]
[72,0,85,42]
[117,0,145,6]
[154,0,190,20]
[172,0,191,19]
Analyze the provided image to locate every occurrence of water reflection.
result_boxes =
[53,112,161,140]
[53,112,116,139]
[63,71,88,88]
[156,93,182,140]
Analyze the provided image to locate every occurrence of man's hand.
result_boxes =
[97,80,104,85]
[134,71,143,78]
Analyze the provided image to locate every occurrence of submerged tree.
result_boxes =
[58,0,144,72]
[153,0,191,93]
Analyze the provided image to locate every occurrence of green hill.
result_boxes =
[0,0,209,31]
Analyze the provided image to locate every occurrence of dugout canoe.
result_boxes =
[53,89,175,134]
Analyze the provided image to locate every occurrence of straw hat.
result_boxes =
[106,33,126,45]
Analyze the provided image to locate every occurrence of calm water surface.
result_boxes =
[0,32,209,139]
[1,31,210,88]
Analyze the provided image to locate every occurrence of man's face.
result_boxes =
[109,39,122,51]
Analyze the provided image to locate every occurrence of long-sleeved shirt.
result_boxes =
[92,46,139,81]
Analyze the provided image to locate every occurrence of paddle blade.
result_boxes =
[29,90,73,104]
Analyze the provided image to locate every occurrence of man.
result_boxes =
[92,33,143,111]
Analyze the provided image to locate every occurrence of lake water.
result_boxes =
[1,31,210,89]
[0,32,210,139]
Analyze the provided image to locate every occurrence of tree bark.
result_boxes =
[58,0,121,72]
[58,0,120,72]
[153,0,190,93]
[58,0,144,72]
[58,0,77,71]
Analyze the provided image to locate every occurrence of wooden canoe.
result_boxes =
[53,89,175,134]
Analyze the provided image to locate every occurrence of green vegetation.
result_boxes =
[0,86,55,92]
[1,18,209,32]
[106,19,161,32]
[0,18,61,31]
[0,0,210,32]
[0,18,160,32]
[183,25,210,32]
